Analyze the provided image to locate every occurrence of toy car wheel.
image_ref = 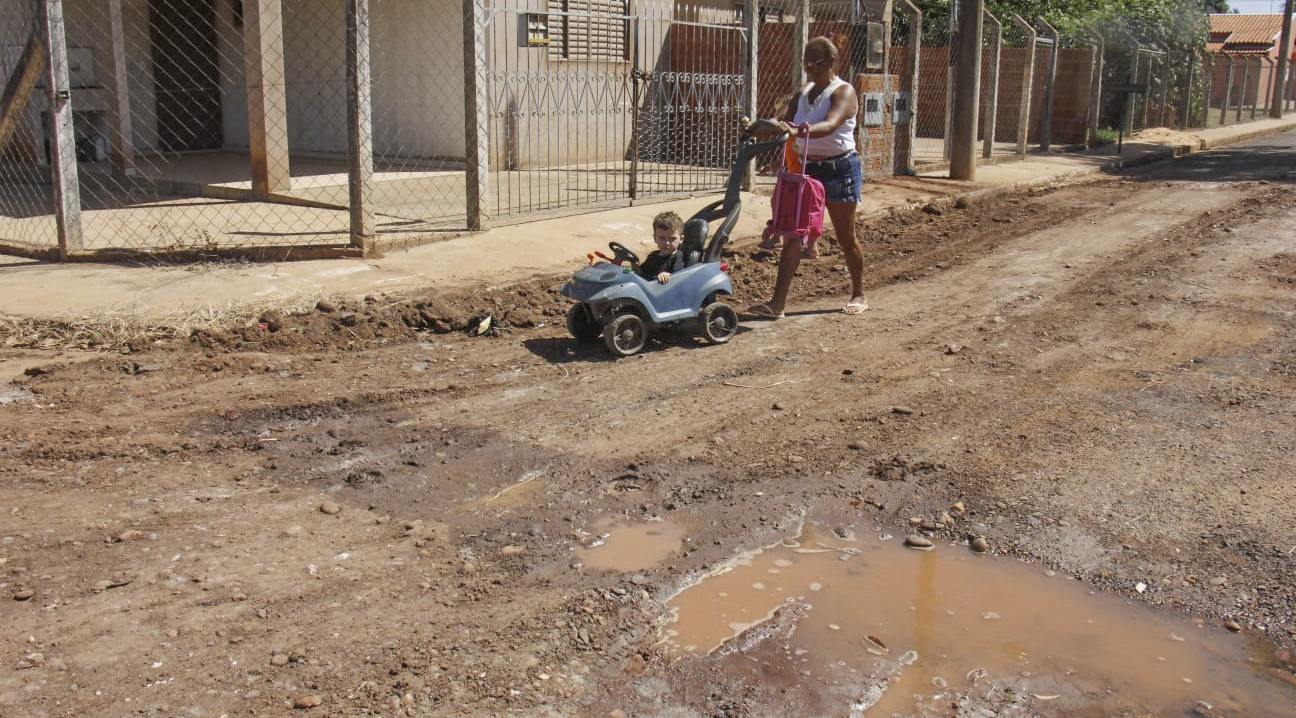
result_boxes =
[698,301,738,344]
[604,313,648,357]
[566,304,602,342]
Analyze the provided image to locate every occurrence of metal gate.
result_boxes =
[483,0,748,220]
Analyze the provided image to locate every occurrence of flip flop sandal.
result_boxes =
[842,299,868,315]
[746,303,784,319]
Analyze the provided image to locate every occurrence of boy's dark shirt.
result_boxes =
[638,249,685,279]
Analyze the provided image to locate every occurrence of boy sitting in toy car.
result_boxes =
[637,211,686,284]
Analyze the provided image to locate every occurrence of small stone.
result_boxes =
[771,402,784,411]
[905,535,933,550]
[970,537,989,553]
[950,501,966,515]
[1224,620,1242,633]
[13,589,34,601]
[116,530,145,542]
[315,300,336,313]
[271,654,290,666]
[500,545,526,556]
[294,694,323,709]
[944,344,962,355]
[847,442,864,450]
[46,657,68,671]
[610,710,627,718]
[319,501,341,515]
[891,406,915,415]
[1208,576,1227,587]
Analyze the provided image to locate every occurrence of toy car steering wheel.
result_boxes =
[608,241,639,267]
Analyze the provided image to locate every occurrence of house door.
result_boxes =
[149,0,222,152]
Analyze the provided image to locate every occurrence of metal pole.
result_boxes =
[897,0,921,175]
[1237,53,1249,122]
[949,0,984,179]
[1123,31,1139,135]
[1038,18,1058,152]
[347,0,375,249]
[1085,24,1104,148]
[1271,0,1293,117]
[39,0,82,257]
[463,0,490,231]
[1157,42,1171,127]
[1010,14,1035,157]
[1181,47,1195,129]
[1220,54,1233,125]
[794,0,809,89]
[1251,56,1263,119]
[982,10,1001,159]
[741,0,757,191]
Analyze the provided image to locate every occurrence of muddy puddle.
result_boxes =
[576,517,688,572]
[661,523,1296,717]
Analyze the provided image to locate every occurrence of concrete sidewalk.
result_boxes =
[3,115,1294,322]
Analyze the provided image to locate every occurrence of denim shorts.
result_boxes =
[805,151,862,203]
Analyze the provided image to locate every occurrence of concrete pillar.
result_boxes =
[981,10,1000,159]
[40,0,82,257]
[1085,25,1104,147]
[347,0,375,247]
[1010,15,1035,157]
[463,0,490,231]
[793,0,809,88]
[1221,55,1233,126]
[1038,18,1058,151]
[949,0,983,180]
[95,0,135,177]
[742,0,758,191]
[243,0,291,194]
[1271,0,1293,117]
[897,0,921,175]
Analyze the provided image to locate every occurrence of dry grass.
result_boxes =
[0,294,328,350]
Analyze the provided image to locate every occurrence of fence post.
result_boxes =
[346,0,375,250]
[1251,57,1263,120]
[463,0,490,232]
[1085,24,1104,148]
[949,0,983,180]
[794,0,809,88]
[1181,47,1195,129]
[897,0,921,175]
[1121,31,1139,135]
[1157,42,1171,127]
[1221,54,1233,125]
[742,0,757,191]
[1010,15,1034,157]
[1236,54,1250,123]
[39,0,82,258]
[244,0,292,194]
[103,0,134,178]
[981,10,1001,159]
[1272,0,1293,117]
[1036,19,1058,151]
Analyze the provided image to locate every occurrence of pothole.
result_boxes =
[660,523,1296,717]
[576,517,687,572]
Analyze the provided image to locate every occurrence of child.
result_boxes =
[637,211,685,284]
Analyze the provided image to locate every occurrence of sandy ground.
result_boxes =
[2,176,1295,717]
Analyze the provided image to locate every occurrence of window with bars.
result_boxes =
[547,0,629,61]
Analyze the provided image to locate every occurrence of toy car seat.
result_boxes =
[680,218,708,267]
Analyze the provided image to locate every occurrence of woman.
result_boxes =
[748,35,868,318]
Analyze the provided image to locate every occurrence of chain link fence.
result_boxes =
[2,1,1292,262]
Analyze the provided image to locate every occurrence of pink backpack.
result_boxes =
[762,124,825,252]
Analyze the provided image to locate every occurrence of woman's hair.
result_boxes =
[807,34,844,61]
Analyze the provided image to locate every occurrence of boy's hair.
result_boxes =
[652,211,683,235]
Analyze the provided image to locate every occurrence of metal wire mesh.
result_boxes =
[2,2,1286,262]
[0,3,58,254]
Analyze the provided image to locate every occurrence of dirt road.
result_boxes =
[2,145,1295,717]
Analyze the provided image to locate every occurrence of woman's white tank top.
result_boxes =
[793,77,856,158]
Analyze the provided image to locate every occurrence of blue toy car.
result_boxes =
[561,120,788,357]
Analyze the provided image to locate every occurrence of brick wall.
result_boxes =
[853,73,897,179]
